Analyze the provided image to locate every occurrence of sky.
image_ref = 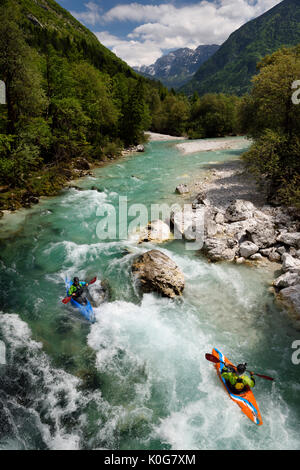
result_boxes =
[58,0,282,67]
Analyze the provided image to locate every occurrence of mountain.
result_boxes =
[182,0,300,96]
[134,45,219,89]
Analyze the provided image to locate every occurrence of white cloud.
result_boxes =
[75,0,282,67]
[96,31,163,67]
[71,2,102,26]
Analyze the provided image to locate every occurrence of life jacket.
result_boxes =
[234,376,245,391]
[69,282,83,296]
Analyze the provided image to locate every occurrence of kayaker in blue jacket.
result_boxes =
[68,277,89,304]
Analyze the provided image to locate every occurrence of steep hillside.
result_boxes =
[14,0,137,77]
[182,0,300,96]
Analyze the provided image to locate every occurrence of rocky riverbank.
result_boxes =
[176,137,248,154]
[174,159,300,322]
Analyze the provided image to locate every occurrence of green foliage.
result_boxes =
[187,93,240,138]
[241,45,300,206]
[151,93,190,136]
[0,0,154,194]
[121,79,151,146]
[0,140,42,187]
[0,0,242,204]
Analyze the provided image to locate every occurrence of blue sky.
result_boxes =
[58,0,282,67]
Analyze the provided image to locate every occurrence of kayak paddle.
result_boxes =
[62,277,97,304]
[205,353,274,381]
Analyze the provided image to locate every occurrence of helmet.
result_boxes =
[236,363,247,375]
[73,277,79,284]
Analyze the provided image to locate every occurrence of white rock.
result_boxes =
[133,220,171,244]
[172,206,205,241]
[176,184,189,194]
[225,200,255,222]
[239,241,259,258]
[268,249,281,262]
[250,253,264,260]
[281,253,300,273]
[278,283,300,319]
[215,212,225,224]
[277,232,300,248]
[273,272,300,289]
[247,221,277,248]
[276,246,286,256]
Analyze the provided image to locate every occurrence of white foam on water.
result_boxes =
[0,313,110,450]
[86,267,300,450]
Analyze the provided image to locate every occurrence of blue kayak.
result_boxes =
[66,280,95,323]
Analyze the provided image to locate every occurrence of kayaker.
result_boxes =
[68,277,89,304]
[221,363,255,393]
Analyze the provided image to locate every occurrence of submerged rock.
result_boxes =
[176,184,189,194]
[132,249,185,298]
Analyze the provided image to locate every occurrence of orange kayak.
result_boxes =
[212,348,263,426]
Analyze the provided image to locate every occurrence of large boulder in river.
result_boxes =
[132,250,185,298]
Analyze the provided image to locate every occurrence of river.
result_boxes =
[0,138,299,450]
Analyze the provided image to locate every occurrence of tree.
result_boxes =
[188,93,239,138]
[72,62,120,147]
[0,1,47,134]
[121,79,151,146]
[240,45,300,206]
[239,46,300,139]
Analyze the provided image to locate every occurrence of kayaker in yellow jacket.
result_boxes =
[221,363,255,393]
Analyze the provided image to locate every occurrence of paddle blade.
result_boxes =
[89,277,97,285]
[205,353,220,364]
[255,373,274,381]
[62,296,71,304]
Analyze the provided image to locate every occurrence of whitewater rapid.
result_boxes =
[0,139,300,450]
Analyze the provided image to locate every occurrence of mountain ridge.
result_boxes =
[134,45,219,89]
[182,0,300,96]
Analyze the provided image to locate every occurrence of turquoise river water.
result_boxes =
[0,138,299,450]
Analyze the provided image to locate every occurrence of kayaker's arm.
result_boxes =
[68,285,76,296]
[243,373,255,388]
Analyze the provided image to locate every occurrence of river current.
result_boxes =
[0,138,299,450]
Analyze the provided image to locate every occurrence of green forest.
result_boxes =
[0,0,241,210]
[0,0,299,210]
